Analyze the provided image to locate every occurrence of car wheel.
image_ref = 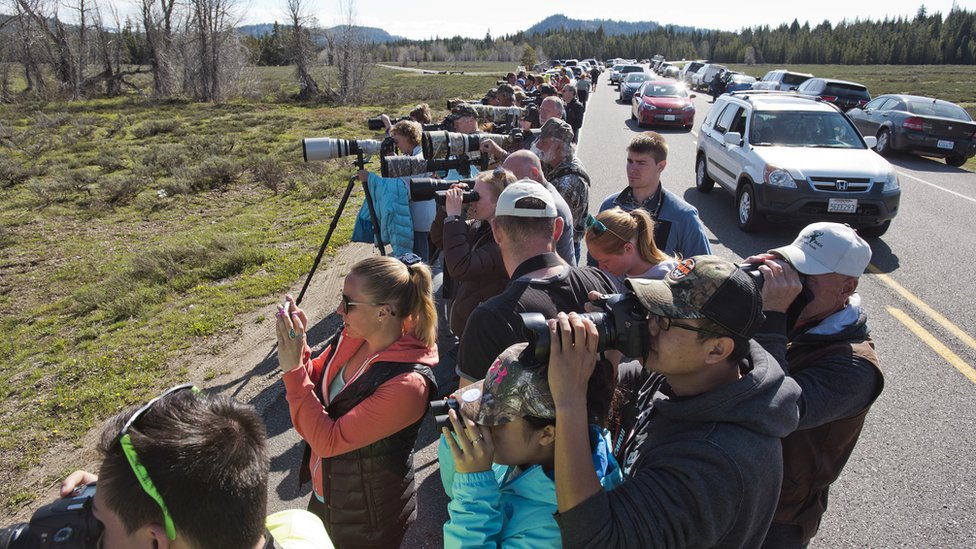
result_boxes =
[736,183,763,232]
[695,155,715,193]
[946,155,967,167]
[875,128,892,156]
[857,220,891,238]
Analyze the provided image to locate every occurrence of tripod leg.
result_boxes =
[360,177,387,257]
[295,177,357,305]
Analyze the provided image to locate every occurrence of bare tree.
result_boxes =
[15,0,84,97]
[284,0,320,100]
[186,0,244,101]
[322,0,370,104]
[141,0,180,97]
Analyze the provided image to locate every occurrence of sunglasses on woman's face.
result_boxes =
[340,293,386,313]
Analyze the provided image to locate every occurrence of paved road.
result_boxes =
[261,73,976,548]
[578,75,976,548]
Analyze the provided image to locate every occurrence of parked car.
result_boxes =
[611,64,644,86]
[724,74,757,93]
[695,92,900,236]
[692,63,728,91]
[795,78,871,111]
[848,94,976,167]
[752,69,813,91]
[619,71,653,102]
[680,60,708,84]
[631,80,696,129]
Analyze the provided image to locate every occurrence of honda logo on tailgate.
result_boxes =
[835,180,849,191]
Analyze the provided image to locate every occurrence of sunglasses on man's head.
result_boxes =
[119,383,202,541]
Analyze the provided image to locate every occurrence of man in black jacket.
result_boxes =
[561,84,585,143]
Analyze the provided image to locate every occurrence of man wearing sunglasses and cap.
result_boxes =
[58,385,332,548]
[748,222,884,549]
[547,255,801,548]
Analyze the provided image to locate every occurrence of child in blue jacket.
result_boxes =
[438,342,622,548]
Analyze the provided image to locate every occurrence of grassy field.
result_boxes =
[400,61,518,74]
[0,64,496,514]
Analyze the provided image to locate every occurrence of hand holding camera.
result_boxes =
[744,254,804,313]
[546,312,601,412]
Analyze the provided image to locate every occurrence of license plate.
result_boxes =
[663,115,675,121]
[938,140,954,150]
[828,198,858,214]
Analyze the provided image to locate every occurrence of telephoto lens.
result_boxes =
[302,138,383,162]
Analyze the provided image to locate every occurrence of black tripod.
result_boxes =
[295,151,386,305]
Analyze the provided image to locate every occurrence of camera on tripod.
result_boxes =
[0,484,101,549]
[366,116,444,133]
[518,293,651,365]
[302,137,391,163]
[408,178,479,205]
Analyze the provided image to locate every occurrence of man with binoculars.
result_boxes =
[749,222,884,549]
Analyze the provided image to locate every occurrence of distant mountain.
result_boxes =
[237,23,404,43]
[525,14,695,36]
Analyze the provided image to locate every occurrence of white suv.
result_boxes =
[694,92,901,236]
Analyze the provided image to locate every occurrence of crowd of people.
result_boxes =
[47,68,883,549]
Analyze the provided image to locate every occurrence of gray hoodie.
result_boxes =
[555,341,801,549]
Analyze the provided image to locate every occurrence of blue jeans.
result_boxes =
[413,231,430,263]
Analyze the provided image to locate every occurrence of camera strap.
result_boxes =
[510,252,563,280]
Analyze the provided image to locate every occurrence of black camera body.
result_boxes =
[518,293,650,365]
[738,262,812,328]
[408,178,479,204]
[0,484,101,549]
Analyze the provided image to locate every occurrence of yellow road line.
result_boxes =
[868,264,976,353]
[887,307,976,384]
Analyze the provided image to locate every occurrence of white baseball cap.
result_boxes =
[769,222,872,277]
[494,180,557,218]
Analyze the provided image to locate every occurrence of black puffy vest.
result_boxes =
[298,346,436,549]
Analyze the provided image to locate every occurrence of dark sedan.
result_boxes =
[795,78,871,111]
[631,81,696,129]
[848,94,976,167]
[618,72,652,102]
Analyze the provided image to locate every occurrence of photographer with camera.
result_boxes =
[353,119,434,259]
[534,118,590,264]
[747,223,884,549]
[45,387,332,549]
[456,181,614,386]
[546,255,801,549]
[373,103,434,133]
[496,84,516,108]
[276,255,438,548]
[429,168,516,341]
[437,341,622,547]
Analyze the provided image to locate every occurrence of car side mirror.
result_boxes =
[863,136,878,148]
[724,132,742,146]
[689,93,697,99]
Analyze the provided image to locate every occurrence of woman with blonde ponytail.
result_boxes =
[584,207,678,290]
[275,254,438,548]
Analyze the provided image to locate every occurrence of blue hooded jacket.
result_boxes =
[439,425,622,548]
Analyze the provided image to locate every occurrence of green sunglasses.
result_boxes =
[119,383,201,541]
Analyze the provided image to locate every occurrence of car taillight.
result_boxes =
[819,95,837,103]
[902,117,925,131]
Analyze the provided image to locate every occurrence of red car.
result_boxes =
[631,81,696,129]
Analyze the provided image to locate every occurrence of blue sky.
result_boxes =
[235,0,976,40]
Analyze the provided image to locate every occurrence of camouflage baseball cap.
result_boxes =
[451,103,478,119]
[458,342,555,426]
[625,255,764,339]
[539,118,574,143]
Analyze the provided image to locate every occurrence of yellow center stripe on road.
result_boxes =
[868,264,976,353]
[886,307,976,384]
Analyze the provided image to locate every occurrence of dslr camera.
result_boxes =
[518,292,650,365]
[408,178,479,205]
[0,484,101,549]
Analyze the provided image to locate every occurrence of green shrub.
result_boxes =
[251,154,287,193]
[93,149,128,172]
[0,154,33,188]
[99,174,145,206]
[193,157,243,191]
[132,119,181,139]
